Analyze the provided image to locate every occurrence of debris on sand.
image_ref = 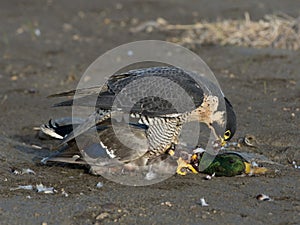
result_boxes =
[256,194,273,201]
[130,18,167,33]
[36,183,57,194]
[61,188,69,197]
[11,167,36,175]
[10,185,34,191]
[10,183,57,194]
[292,161,300,169]
[96,182,103,188]
[30,144,42,149]
[95,212,110,220]
[204,172,215,180]
[199,198,209,207]
[131,13,300,50]
[161,201,172,207]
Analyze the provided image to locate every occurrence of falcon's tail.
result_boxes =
[39,110,111,145]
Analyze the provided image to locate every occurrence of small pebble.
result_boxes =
[11,75,18,81]
[96,212,110,220]
[205,173,215,180]
[115,3,123,10]
[61,188,69,197]
[27,88,37,94]
[96,182,103,188]
[161,201,172,207]
[292,161,300,169]
[78,11,85,19]
[62,23,72,32]
[34,29,41,36]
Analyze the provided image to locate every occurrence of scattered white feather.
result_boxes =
[36,183,57,194]
[145,170,157,180]
[100,141,116,158]
[193,147,206,154]
[256,194,272,201]
[61,188,69,197]
[200,197,209,206]
[205,172,215,180]
[10,185,34,191]
[40,125,64,139]
[96,182,103,188]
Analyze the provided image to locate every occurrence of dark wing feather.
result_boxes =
[48,66,225,145]
[48,86,102,98]
[50,66,206,115]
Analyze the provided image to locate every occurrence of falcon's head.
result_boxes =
[212,96,237,146]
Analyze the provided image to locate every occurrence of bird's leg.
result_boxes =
[165,142,199,175]
[164,142,198,175]
[166,142,176,156]
[176,157,199,175]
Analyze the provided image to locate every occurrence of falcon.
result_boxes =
[40,66,236,175]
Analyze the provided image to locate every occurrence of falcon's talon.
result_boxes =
[186,164,198,174]
[176,157,198,175]
[176,168,187,176]
[176,157,188,175]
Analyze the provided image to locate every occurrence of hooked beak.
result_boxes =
[220,137,227,147]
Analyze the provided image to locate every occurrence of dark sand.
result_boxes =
[0,1,299,224]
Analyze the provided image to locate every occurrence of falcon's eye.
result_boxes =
[224,130,231,140]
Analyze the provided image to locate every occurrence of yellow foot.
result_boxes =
[176,157,198,175]
[244,162,268,175]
